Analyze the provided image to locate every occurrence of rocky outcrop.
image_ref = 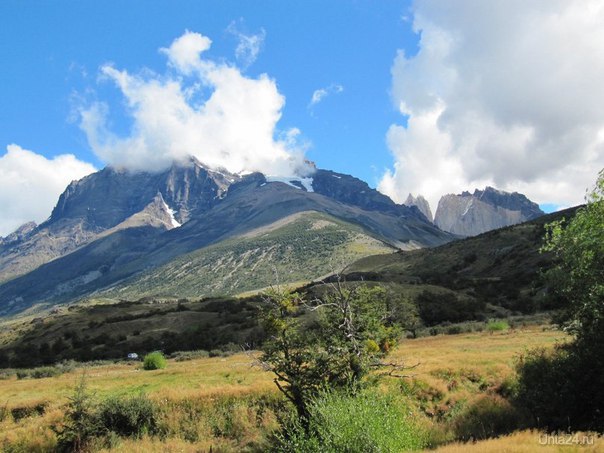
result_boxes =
[404,194,433,223]
[0,221,37,246]
[434,187,544,236]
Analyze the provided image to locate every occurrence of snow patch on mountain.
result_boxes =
[265,176,314,192]
[162,200,182,228]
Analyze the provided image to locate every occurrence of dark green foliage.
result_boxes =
[275,391,426,452]
[143,352,166,370]
[386,294,423,338]
[10,402,47,421]
[515,170,604,432]
[259,284,401,421]
[342,207,579,320]
[0,296,265,368]
[98,394,158,438]
[515,344,604,431]
[452,395,526,441]
[416,291,485,326]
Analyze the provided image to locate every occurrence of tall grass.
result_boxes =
[0,327,571,452]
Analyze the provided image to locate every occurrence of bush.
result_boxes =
[98,394,159,438]
[452,395,525,441]
[486,320,509,332]
[143,352,167,370]
[514,345,604,431]
[275,391,427,452]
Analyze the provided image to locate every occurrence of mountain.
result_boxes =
[0,157,235,284]
[404,194,433,223]
[0,158,453,316]
[0,206,576,369]
[433,187,544,236]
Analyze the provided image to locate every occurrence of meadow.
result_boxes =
[1,325,600,452]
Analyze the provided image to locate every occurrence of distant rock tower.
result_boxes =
[434,187,544,236]
[404,194,433,223]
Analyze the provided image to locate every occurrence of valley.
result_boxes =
[4,327,598,452]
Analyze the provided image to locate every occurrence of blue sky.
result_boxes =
[1,1,604,235]
[0,0,416,185]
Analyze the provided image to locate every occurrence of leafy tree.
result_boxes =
[516,170,604,431]
[385,294,423,338]
[542,169,604,344]
[259,282,402,422]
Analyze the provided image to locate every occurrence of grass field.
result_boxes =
[1,326,600,452]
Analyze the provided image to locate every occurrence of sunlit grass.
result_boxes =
[432,429,602,452]
[0,326,574,452]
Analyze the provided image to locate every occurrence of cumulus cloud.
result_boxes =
[227,20,266,68]
[80,31,309,176]
[379,0,604,210]
[309,84,344,108]
[0,145,96,236]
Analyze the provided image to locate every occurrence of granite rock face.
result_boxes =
[404,194,433,223]
[434,187,544,236]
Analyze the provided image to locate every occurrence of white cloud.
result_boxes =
[0,145,96,236]
[160,30,212,75]
[227,21,266,68]
[80,31,310,177]
[309,84,344,108]
[380,0,604,209]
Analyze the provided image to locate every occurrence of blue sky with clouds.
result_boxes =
[0,1,416,181]
[1,0,604,235]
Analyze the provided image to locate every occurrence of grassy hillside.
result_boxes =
[0,297,264,368]
[98,211,394,300]
[2,327,601,452]
[333,208,579,318]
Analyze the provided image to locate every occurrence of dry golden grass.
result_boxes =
[384,326,566,412]
[0,326,573,452]
[392,325,566,377]
[0,354,275,409]
[433,429,603,452]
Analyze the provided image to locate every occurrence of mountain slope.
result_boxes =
[99,211,394,300]
[324,207,578,317]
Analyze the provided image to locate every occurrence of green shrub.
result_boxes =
[486,320,509,332]
[452,395,525,441]
[143,352,166,370]
[276,391,427,452]
[98,394,159,438]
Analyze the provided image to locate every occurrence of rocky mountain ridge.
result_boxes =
[0,158,453,315]
[434,187,544,236]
